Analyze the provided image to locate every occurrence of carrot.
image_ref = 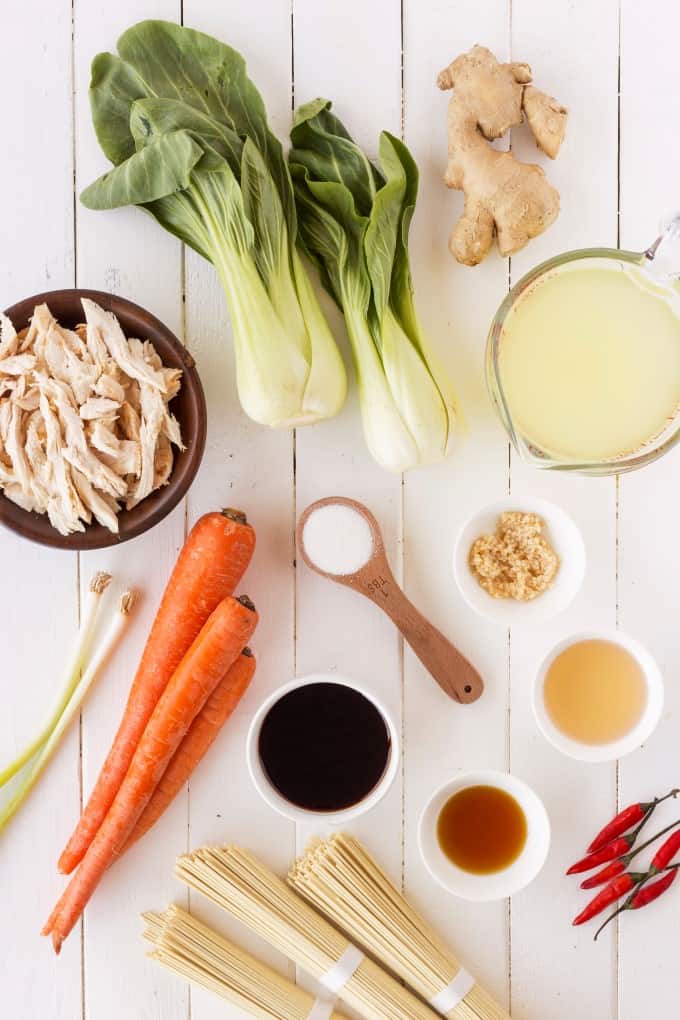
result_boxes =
[58,509,255,875]
[42,653,254,936]
[119,648,256,855]
[44,595,258,953]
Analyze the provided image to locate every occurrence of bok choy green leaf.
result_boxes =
[81,21,346,428]
[290,99,458,472]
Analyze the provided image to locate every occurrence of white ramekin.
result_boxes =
[246,673,400,825]
[533,629,664,763]
[418,770,551,902]
[452,495,586,626]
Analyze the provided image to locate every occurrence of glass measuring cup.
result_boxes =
[486,216,680,475]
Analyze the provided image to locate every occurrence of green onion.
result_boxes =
[0,571,111,789]
[0,588,136,835]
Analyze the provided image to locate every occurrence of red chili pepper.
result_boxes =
[573,872,645,925]
[580,859,626,890]
[568,816,680,876]
[651,828,680,871]
[580,818,680,889]
[593,866,680,941]
[630,868,678,908]
[567,835,635,875]
[586,789,678,853]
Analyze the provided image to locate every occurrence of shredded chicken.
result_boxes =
[87,420,120,457]
[94,371,126,403]
[0,313,18,360]
[0,354,36,376]
[79,396,121,421]
[0,299,183,535]
[81,300,167,391]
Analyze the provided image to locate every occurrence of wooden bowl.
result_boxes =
[0,288,206,550]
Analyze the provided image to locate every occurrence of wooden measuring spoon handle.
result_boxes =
[354,566,484,705]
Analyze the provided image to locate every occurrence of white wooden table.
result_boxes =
[2,1,679,1017]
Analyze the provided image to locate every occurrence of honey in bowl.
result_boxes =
[437,785,528,874]
[543,638,647,745]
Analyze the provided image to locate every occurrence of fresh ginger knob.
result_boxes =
[437,45,568,265]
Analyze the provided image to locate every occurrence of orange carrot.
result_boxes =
[58,509,255,875]
[119,649,255,855]
[44,595,258,952]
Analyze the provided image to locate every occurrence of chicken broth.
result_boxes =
[498,264,680,463]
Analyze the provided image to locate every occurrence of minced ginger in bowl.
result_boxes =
[452,496,586,625]
[469,511,559,601]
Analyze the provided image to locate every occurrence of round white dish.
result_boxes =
[452,495,586,625]
[533,629,664,763]
[418,770,551,902]
[246,673,399,825]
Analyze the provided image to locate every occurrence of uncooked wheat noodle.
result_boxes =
[143,905,349,1020]
[288,833,511,1020]
[175,845,441,1020]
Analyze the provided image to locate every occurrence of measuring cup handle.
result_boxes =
[355,568,484,704]
[642,210,680,279]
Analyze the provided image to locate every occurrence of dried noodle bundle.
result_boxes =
[175,845,440,1020]
[288,834,511,1020]
[143,905,349,1020]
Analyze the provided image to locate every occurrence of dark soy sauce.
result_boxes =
[258,682,391,812]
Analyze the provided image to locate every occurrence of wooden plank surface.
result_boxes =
[72,3,189,1018]
[618,1,680,1015]
[403,1,513,1011]
[0,3,81,1018]
[508,3,620,1018]
[182,2,298,1016]
[2,1,680,1018]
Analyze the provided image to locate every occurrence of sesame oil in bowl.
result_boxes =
[437,785,528,875]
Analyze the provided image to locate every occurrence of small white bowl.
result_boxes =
[418,770,551,902]
[246,673,399,825]
[533,629,664,763]
[452,496,586,625]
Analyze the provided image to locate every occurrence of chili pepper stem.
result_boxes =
[593,901,630,941]
[582,789,680,862]
[626,817,680,865]
[573,816,680,880]
[593,864,680,941]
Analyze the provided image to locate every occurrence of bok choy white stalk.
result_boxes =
[80,21,346,428]
[290,99,459,472]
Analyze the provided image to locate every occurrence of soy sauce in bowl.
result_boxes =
[258,682,391,812]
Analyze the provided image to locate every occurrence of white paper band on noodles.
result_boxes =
[306,998,335,1020]
[430,968,476,1013]
[319,944,365,995]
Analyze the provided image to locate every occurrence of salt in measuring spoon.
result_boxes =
[297,497,484,705]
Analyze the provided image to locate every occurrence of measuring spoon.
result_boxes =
[297,496,484,705]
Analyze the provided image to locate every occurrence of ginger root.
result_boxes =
[437,46,568,266]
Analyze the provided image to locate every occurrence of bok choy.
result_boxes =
[80,21,346,428]
[290,100,458,472]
